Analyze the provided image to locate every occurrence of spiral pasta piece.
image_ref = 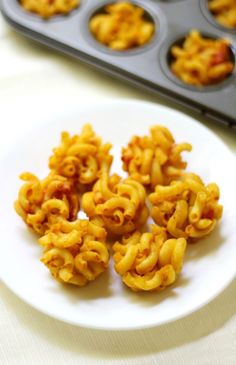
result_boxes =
[82,172,149,236]
[40,219,109,286]
[122,125,192,189]
[113,226,187,291]
[14,172,79,235]
[149,173,223,240]
[20,0,80,18]
[49,124,113,191]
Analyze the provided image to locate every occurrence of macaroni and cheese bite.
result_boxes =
[82,172,149,236]
[113,226,187,291]
[14,121,225,295]
[89,2,155,51]
[49,124,113,192]
[149,173,223,240]
[20,0,80,18]
[39,219,109,286]
[122,125,192,189]
[170,30,234,86]
[14,172,79,235]
[208,0,236,29]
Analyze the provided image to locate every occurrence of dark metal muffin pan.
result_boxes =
[1,0,236,127]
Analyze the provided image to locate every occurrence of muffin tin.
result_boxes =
[1,0,236,127]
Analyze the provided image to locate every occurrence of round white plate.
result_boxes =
[0,100,235,330]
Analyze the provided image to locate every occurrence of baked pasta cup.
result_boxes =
[20,0,80,18]
[82,172,149,236]
[49,124,113,192]
[149,173,223,240]
[208,0,236,29]
[89,2,155,51]
[39,219,109,286]
[122,125,192,189]
[113,226,187,292]
[14,172,79,235]
[170,30,234,86]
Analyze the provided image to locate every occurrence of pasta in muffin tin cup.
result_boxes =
[19,0,80,19]
[207,0,236,30]
[88,1,156,51]
[2,0,236,125]
[168,30,235,87]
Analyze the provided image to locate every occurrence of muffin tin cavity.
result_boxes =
[200,0,236,32]
[165,30,235,89]
[207,0,236,30]
[18,0,80,19]
[1,0,236,126]
[88,2,156,51]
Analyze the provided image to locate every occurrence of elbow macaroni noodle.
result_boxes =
[15,123,223,292]
[122,125,192,188]
[20,0,80,18]
[170,30,234,86]
[89,2,155,51]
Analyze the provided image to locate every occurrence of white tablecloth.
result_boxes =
[0,13,235,365]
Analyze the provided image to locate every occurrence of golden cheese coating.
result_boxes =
[82,172,149,236]
[170,30,234,86]
[149,173,223,240]
[122,125,192,189]
[40,219,109,286]
[89,2,155,51]
[14,123,224,293]
[209,0,236,29]
[49,124,113,192]
[20,0,80,18]
[113,226,187,291]
[14,172,79,235]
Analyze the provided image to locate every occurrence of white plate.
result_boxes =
[0,99,235,330]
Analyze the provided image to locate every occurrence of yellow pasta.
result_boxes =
[122,125,192,189]
[82,172,149,235]
[49,124,113,192]
[170,30,234,86]
[14,122,224,293]
[14,172,79,235]
[149,173,223,240]
[89,2,155,51]
[209,0,236,29]
[40,219,109,286]
[113,226,187,291]
[20,0,80,18]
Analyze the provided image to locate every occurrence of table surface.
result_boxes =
[0,13,235,365]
